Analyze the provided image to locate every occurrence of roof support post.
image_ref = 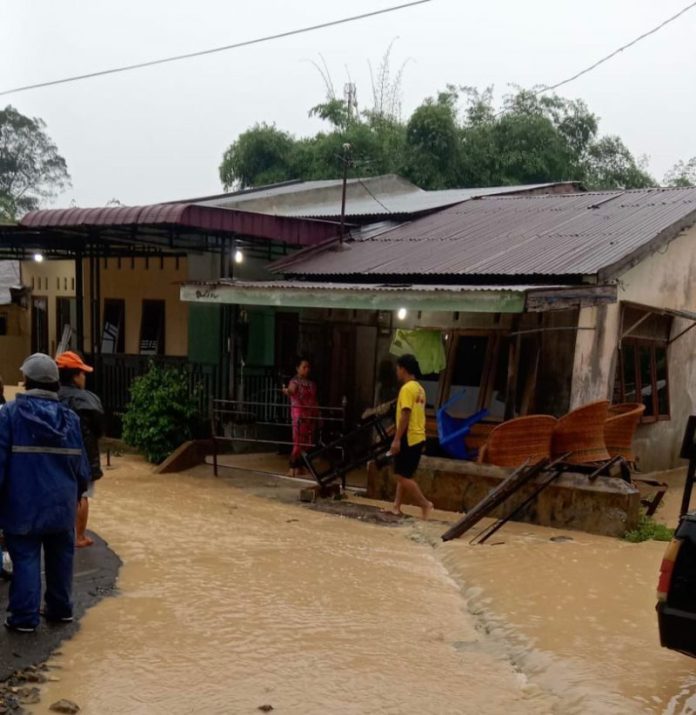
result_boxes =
[504,315,522,420]
[74,248,85,355]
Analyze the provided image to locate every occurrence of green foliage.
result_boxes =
[122,363,200,464]
[218,76,656,192]
[664,157,696,187]
[219,123,296,190]
[0,105,71,220]
[403,94,460,189]
[624,515,674,543]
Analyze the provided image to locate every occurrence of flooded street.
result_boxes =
[27,455,696,714]
[31,456,556,715]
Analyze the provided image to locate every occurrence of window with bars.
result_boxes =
[614,307,671,421]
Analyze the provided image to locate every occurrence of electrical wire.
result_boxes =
[537,0,696,95]
[0,0,433,97]
[357,178,393,213]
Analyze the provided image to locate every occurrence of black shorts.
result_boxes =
[393,437,424,478]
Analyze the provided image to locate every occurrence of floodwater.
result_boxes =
[31,457,553,715]
[30,456,696,714]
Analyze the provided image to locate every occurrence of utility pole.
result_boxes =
[339,142,351,246]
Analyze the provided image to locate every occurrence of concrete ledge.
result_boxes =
[155,439,214,474]
[367,456,641,537]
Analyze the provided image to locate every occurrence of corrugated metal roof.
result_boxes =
[276,188,696,279]
[198,174,581,219]
[185,279,547,293]
[19,204,341,247]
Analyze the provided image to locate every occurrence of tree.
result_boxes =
[219,73,654,191]
[0,105,70,220]
[402,92,460,189]
[219,123,296,190]
[583,136,653,190]
[664,157,696,187]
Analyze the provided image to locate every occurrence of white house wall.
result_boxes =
[572,225,696,471]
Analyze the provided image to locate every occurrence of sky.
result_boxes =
[2,0,695,208]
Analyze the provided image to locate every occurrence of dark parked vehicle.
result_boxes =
[657,512,696,658]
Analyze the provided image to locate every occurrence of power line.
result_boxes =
[538,0,696,95]
[357,178,393,213]
[0,0,433,97]
[493,0,696,116]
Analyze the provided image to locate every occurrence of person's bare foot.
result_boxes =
[288,468,297,478]
[76,536,94,548]
[380,507,404,517]
[421,502,434,521]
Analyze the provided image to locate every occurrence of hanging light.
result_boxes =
[397,307,407,321]
[234,248,244,264]
[33,252,44,263]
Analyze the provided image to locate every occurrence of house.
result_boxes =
[181,187,696,472]
[0,178,580,431]
[0,260,28,383]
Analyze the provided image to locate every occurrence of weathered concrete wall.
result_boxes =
[367,456,641,537]
[568,225,696,471]
[570,304,621,409]
[616,226,696,471]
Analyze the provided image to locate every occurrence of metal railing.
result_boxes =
[212,392,347,448]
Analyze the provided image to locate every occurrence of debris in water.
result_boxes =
[49,699,80,714]
[258,705,274,712]
[550,536,573,543]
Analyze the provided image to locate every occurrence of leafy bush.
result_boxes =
[122,363,200,464]
[624,515,674,543]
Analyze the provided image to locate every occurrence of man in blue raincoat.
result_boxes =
[0,353,90,633]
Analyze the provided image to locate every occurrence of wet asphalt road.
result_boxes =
[0,532,121,681]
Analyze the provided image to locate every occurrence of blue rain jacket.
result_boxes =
[0,392,90,534]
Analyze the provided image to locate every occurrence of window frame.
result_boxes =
[102,298,126,354]
[616,337,670,423]
[440,329,508,420]
[139,299,166,356]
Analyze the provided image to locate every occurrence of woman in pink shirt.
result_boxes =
[283,357,318,476]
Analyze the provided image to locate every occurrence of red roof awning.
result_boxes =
[20,203,340,247]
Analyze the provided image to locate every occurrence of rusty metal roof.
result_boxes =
[19,203,340,247]
[274,188,696,280]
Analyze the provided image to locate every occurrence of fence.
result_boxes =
[92,354,226,435]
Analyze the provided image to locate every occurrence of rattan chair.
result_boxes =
[477,415,557,467]
[605,403,645,463]
[551,400,611,464]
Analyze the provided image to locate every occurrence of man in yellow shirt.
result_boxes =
[388,354,433,520]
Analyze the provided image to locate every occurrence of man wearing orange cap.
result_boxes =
[56,352,104,549]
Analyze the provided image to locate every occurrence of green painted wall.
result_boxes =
[245,308,275,366]
[188,304,222,364]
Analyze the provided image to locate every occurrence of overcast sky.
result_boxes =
[3,0,695,207]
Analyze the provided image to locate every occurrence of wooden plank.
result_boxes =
[441,459,548,542]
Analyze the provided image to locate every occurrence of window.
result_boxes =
[445,334,490,416]
[31,296,49,354]
[615,307,672,421]
[139,300,165,355]
[102,299,126,354]
[616,340,670,420]
[56,297,77,352]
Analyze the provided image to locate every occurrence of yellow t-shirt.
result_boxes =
[396,380,426,446]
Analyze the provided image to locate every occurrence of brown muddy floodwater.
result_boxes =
[32,457,552,715]
[30,456,696,714]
